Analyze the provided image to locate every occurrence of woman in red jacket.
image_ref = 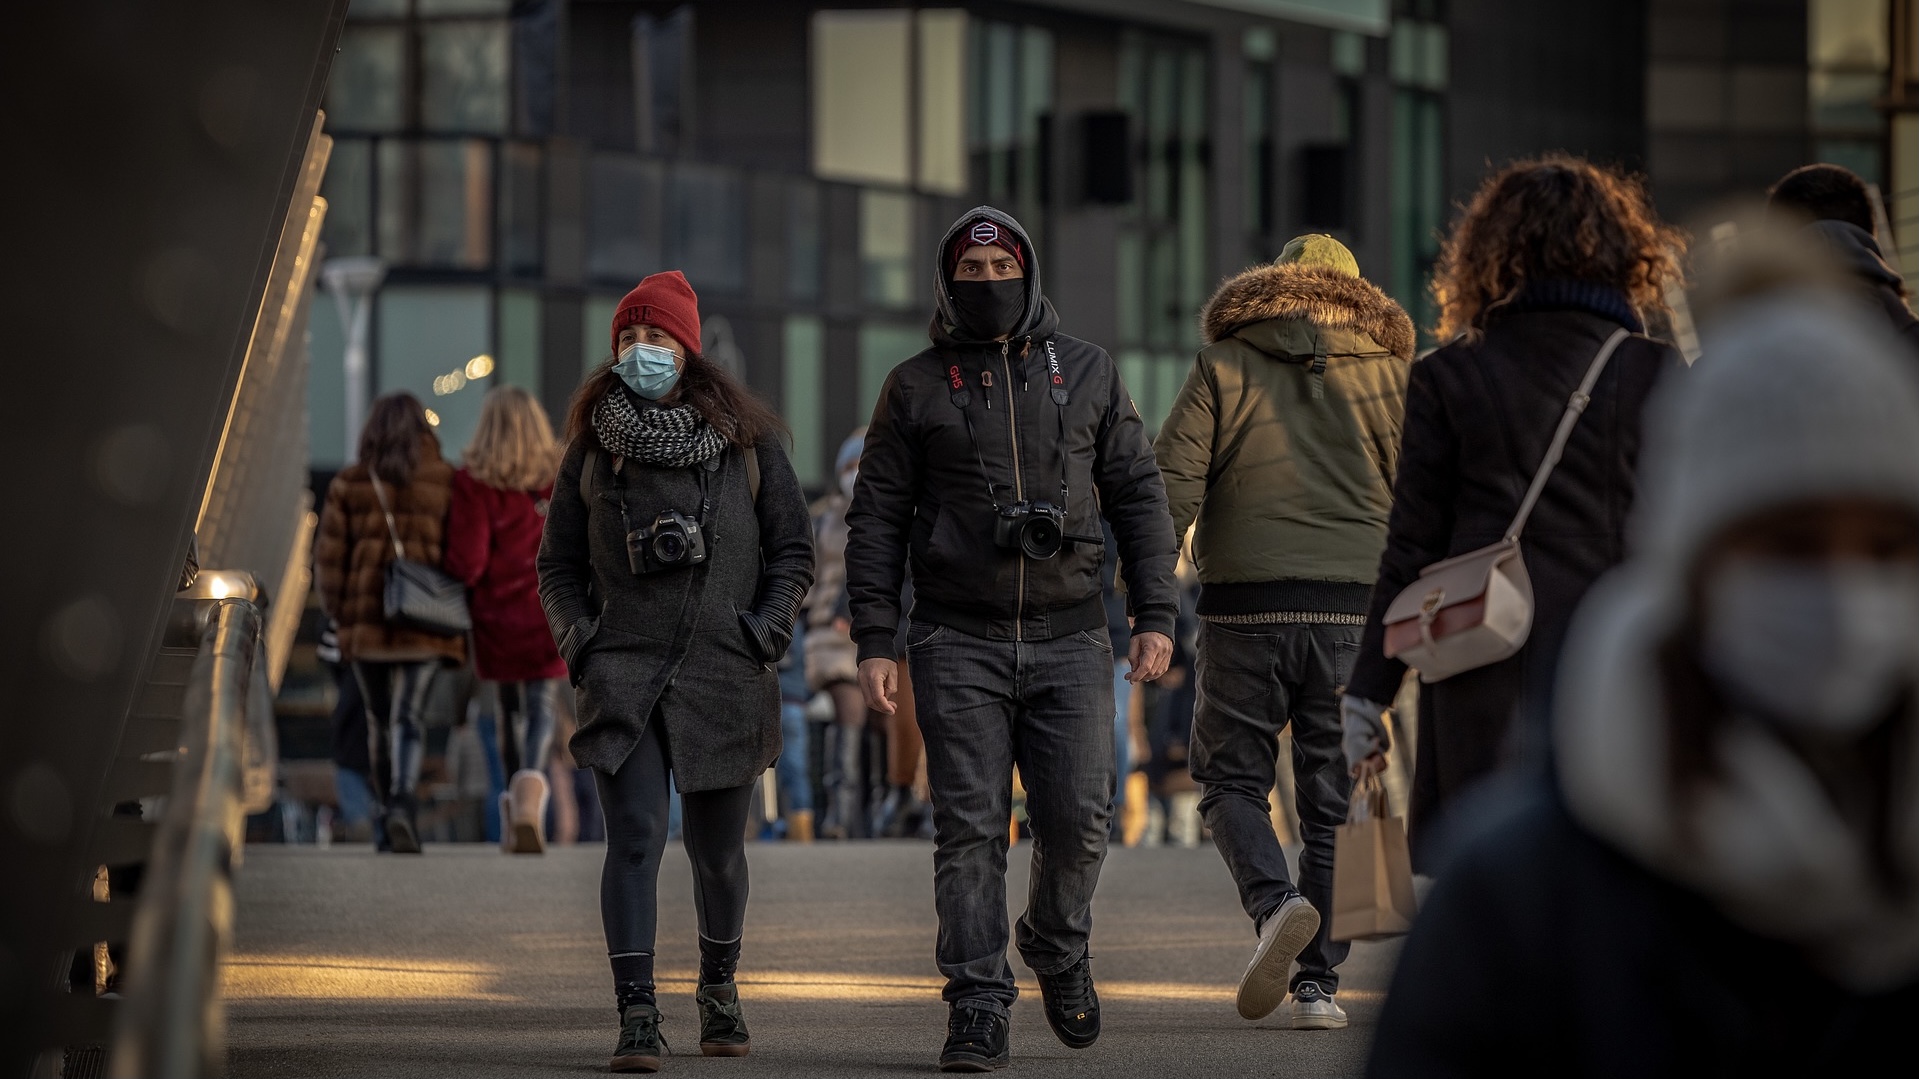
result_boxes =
[445,385,567,853]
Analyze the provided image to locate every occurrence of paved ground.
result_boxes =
[225,841,1400,1077]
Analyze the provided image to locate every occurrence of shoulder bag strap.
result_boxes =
[1503,327,1632,543]
[368,472,407,560]
[745,445,760,503]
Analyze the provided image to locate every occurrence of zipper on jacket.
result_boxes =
[1001,340,1025,641]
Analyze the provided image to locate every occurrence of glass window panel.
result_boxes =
[1811,0,1889,70]
[498,288,541,393]
[1153,354,1186,433]
[499,141,542,276]
[583,295,620,374]
[1391,89,1416,305]
[859,323,927,421]
[812,11,912,185]
[378,138,494,269]
[917,10,970,195]
[783,316,825,488]
[1813,138,1884,187]
[1390,22,1419,85]
[861,189,916,309]
[377,285,493,455]
[787,181,822,302]
[587,155,662,282]
[320,137,373,257]
[308,287,348,468]
[348,0,408,18]
[1813,71,1891,131]
[984,23,1019,145]
[1116,232,1144,345]
[419,0,510,14]
[1117,350,1151,426]
[1331,30,1367,77]
[327,25,404,131]
[669,163,746,294]
[1421,25,1449,90]
[421,20,509,133]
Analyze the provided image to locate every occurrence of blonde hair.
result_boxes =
[463,385,560,491]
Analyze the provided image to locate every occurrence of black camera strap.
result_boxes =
[946,360,1013,511]
[947,340,1075,509]
[610,452,716,534]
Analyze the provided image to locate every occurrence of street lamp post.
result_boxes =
[319,255,387,463]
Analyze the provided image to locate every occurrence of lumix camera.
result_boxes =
[994,500,1067,560]
[627,508,707,574]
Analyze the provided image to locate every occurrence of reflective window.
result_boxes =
[498,141,542,276]
[787,180,822,302]
[587,155,663,283]
[377,285,493,455]
[378,138,494,269]
[970,20,1053,225]
[813,11,913,185]
[308,288,348,468]
[319,137,374,257]
[669,164,746,294]
[583,295,622,375]
[634,7,692,154]
[917,10,970,194]
[1809,0,1891,186]
[1392,7,1447,336]
[1116,34,1208,356]
[859,323,926,422]
[861,189,916,309]
[783,316,826,487]
[418,0,510,14]
[498,288,542,394]
[328,25,405,131]
[421,20,509,133]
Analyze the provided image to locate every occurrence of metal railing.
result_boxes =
[108,598,263,1079]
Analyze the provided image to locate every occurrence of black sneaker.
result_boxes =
[1036,955,1100,1049]
[696,983,751,1057]
[610,1003,668,1073]
[384,797,421,854]
[939,1002,1009,1072]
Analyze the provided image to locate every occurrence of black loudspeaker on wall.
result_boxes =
[1080,111,1133,205]
[1300,143,1351,230]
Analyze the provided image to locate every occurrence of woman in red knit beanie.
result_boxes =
[539,270,816,1071]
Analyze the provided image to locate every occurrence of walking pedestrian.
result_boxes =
[1155,234,1414,1027]
[774,623,814,842]
[1369,286,1919,1076]
[845,207,1180,1071]
[803,428,881,839]
[537,270,813,1072]
[1343,156,1686,870]
[1766,162,1919,353]
[316,392,466,854]
[444,385,566,854]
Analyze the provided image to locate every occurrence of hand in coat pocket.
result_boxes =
[737,607,792,668]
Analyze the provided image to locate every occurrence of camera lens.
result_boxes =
[1021,517,1062,560]
[653,529,687,564]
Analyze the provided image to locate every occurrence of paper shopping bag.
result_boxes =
[1329,774,1419,942]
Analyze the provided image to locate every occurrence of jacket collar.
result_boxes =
[1501,278,1644,332]
[1199,262,1415,360]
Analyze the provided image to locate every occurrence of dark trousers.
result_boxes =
[493,678,559,775]
[352,660,439,807]
[593,716,755,976]
[906,621,1116,1012]
[1189,621,1356,993]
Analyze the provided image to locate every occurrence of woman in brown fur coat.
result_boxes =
[316,392,465,852]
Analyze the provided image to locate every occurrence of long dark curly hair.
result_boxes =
[563,349,787,449]
[1433,154,1687,341]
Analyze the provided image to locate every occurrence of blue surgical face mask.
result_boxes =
[613,341,681,400]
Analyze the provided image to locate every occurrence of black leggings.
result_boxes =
[594,715,755,974]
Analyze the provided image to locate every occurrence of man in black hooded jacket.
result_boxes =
[1768,163,1919,354]
[846,207,1179,1071]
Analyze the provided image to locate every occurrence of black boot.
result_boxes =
[1036,955,1100,1049]
[611,1003,668,1073]
[939,1002,1009,1072]
[384,794,421,854]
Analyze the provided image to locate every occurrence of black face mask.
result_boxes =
[948,279,1027,340]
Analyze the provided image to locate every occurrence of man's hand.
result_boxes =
[1125,631,1173,683]
[1341,694,1392,778]
[859,657,899,715]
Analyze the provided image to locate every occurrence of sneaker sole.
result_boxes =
[1042,1015,1099,1051]
[386,818,421,855]
[1236,903,1320,1021]
[609,1054,661,1073]
[1291,1011,1349,1031]
[700,1042,750,1057]
[939,1053,1009,1073]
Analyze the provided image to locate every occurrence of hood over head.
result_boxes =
[930,206,1059,347]
[1199,243,1415,359]
[1802,219,1909,298]
[1554,287,1919,990]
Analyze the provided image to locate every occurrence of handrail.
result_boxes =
[109,598,262,1079]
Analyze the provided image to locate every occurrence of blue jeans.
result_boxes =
[778,701,813,813]
[906,620,1117,1012]
[1112,660,1132,816]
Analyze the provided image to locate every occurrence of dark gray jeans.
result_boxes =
[906,619,1116,1012]
[1190,620,1357,993]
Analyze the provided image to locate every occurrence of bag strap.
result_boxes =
[368,472,407,561]
[579,446,598,506]
[1503,328,1631,543]
[745,444,760,503]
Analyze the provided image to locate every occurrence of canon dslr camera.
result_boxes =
[627,508,707,574]
[994,500,1067,560]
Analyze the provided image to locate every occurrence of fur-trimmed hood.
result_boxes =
[1200,262,1416,361]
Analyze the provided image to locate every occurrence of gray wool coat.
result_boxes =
[537,430,814,790]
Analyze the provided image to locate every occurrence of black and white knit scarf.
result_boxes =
[592,390,727,468]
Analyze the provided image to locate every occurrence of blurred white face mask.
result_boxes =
[1699,558,1919,735]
